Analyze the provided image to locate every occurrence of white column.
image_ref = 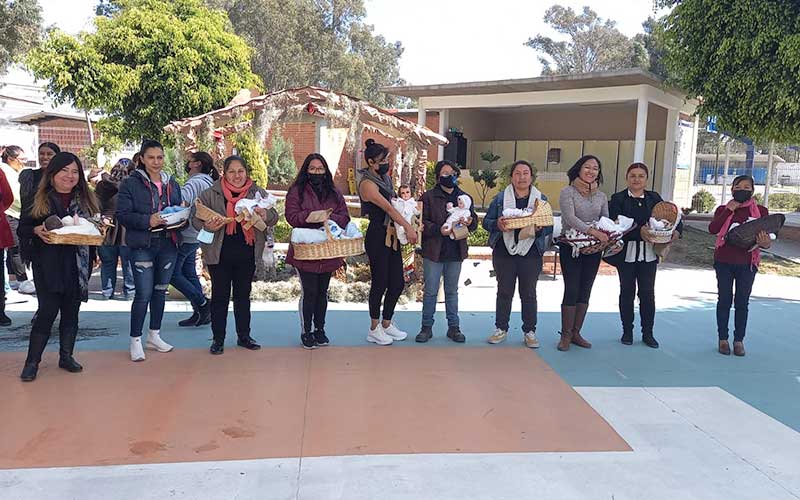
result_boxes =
[721,139,731,203]
[437,108,449,161]
[417,106,427,131]
[686,115,700,203]
[660,108,679,198]
[634,95,649,162]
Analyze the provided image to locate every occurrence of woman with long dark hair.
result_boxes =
[285,153,350,348]
[18,152,99,381]
[192,155,277,355]
[608,163,681,348]
[116,140,183,362]
[557,155,608,351]
[358,139,417,345]
[708,175,770,356]
[172,151,217,327]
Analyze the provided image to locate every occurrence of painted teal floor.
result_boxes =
[3,297,799,432]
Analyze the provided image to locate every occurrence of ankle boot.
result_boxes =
[178,306,199,327]
[195,300,211,326]
[0,293,11,326]
[558,305,576,351]
[571,303,592,348]
[58,326,83,373]
[21,328,50,381]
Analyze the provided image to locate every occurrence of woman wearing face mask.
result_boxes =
[415,160,477,343]
[557,155,608,352]
[285,153,350,349]
[358,139,417,345]
[172,151,217,327]
[608,163,682,348]
[708,175,770,357]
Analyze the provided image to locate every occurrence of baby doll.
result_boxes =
[391,184,420,245]
[442,194,472,240]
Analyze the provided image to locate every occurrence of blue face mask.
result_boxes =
[439,175,457,188]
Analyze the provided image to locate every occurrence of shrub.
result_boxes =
[766,192,800,211]
[468,225,489,246]
[232,129,269,188]
[273,220,292,243]
[691,190,717,213]
[754,193,764,205]
[425,160,437,190]
[267,130,297,188]
[469,169,499,209]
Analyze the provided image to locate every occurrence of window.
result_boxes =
[547,148,561,165]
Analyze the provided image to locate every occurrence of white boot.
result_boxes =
[130,337,146,362]
[145,330,174,353]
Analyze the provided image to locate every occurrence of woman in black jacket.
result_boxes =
[18,152,99,381]
[608,162,680,348]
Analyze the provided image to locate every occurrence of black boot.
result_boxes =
[20,328,50,382]
[0,293,11,327]
[210,339,224,355]
[58,326,83,373]
[642,333,660,349]
[447,326,466,343]
[313,329,329,346]
[237,334,261,350]
[178,307,199,327]
[195,300,211,326]
[415,325,433,343]
[621,330,633,345]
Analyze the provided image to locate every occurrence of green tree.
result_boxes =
[0,0,43,73]
[633,16,671,79]
[661,0,800,141]
[207,0,406,106]
[524,5,647,75]
[470,151,501,208]
[233,129,269,187]
[266,131,296,188]
[26,0,261,143]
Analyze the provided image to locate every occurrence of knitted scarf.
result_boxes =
[572,177,598,197]
[502,184,541,256]
[221,177,255,246]
[714,198,762,268]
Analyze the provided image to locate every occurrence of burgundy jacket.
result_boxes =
[285,183,351,274]
[709,203,769,265]
[0,169,14,248]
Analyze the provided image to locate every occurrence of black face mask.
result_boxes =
[309,173,325,186]
[438,175,456,189]
[732,189,753,203]
[377,162,390,175]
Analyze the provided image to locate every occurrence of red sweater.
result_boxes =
[0,169,14,248]
[708,204,769,265]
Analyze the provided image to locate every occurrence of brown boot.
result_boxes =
[718,340,731,355]
[557,305,576,351]
[733,341,745,357]
[571,303,592,348]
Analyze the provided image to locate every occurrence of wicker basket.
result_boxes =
[292,223,365,260]
[194,199,233,223]
[48,225,107,246]
[504,199,554,229]
[642,201,680,244]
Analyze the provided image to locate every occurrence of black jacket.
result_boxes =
[116,169,182,249]
[420,185,478,262]
[608,189,683,244]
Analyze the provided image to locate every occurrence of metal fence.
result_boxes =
[695,161,800,189]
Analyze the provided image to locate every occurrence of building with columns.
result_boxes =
[383,69,699,210]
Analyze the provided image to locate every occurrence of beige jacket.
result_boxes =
[191,180,278,265]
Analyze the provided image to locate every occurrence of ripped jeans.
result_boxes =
[130,237,178,338]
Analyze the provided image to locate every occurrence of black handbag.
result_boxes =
[724,213,785,249]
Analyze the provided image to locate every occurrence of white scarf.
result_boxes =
[502,184,541,256]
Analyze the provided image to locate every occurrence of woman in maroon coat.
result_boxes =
[285,153,350,349]
[0,167,14,326]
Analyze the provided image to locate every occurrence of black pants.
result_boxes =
[0,248,5,315]
[6,216,27,281]
[208,244,255,342]
[366,225,404,321]
[559,243,601,306]
[25,287,81,365]
[298,271,332,334]
[617,260,657,335]
[714,261,757,342]
[493,251,542,333]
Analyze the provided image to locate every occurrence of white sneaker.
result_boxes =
[130,337,146,362]
[382,322,408,341]
[524,331,540,349]
[145,330,174,353]
[367,325,393,345]
[487,328,508,344]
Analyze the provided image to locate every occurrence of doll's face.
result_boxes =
[399,187,411,200]
[457,198,465,209]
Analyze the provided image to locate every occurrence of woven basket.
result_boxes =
[292,223,365,260]
[504,199,554,229]
[642,201,680,244]
[194,199,233,223]
[49,225,107,246]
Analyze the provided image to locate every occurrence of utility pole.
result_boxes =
[764,140,775,207]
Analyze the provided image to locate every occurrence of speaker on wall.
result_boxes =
[444,131,467,168]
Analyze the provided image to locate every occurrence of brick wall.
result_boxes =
[36,118,97,166]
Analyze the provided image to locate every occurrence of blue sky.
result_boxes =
[39,0,667,85]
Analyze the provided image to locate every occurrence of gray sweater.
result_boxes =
[181,173,215,242]
[559,185,609,234]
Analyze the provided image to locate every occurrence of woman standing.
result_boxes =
[482,160,552,347]
[18,152,99,381]
[557,155,608,351]
[0,166,14,326]
[708,175,770,357]
[358,139,417,345]
[117,140,182,362]
[416,160,477,343]
[608,163,681,348]
[95,158,135,300]
[1,145,29,286]
[285,153,350,349]
[173,151,217,327]
[192,155,277,355]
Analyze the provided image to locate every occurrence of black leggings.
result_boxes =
[617,260,657,335]
[298,271,332,333]
[25,287,81,365]
[208,244,255,342]
[366,224,404,321]
[559,243,601,306]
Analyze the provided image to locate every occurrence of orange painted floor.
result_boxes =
[0,347,630,469]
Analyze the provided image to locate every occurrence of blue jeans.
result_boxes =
[98,245,135,298]
[130,237,178,337]
[421,258,462,328]
[714,261,757,342]
[170,242,206,308]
